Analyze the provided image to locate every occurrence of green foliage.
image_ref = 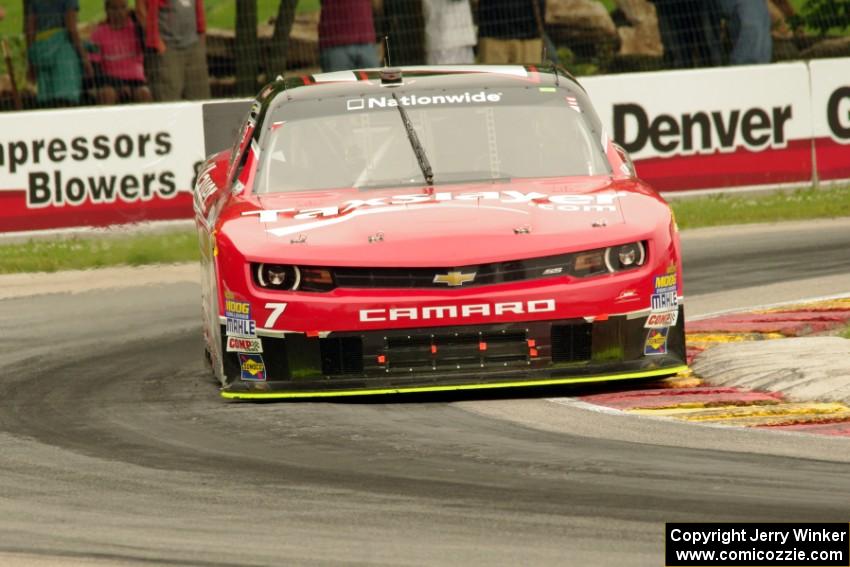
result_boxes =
[792,0,850,35]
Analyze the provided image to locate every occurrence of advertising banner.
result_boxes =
[583,63,814,192]
[0,102,205,233]
[808,58,850,183]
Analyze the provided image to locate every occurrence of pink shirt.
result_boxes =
[90,21,145,82]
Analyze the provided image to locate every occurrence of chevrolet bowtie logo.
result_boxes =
[433,271,476,287]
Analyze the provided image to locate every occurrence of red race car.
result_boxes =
[193,65,687,400]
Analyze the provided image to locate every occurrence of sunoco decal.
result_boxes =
[644,328,669,356]
[346,91,502,111]
[239,353,267,381]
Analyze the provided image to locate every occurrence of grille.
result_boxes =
[550,323,593,362]
[331,250,605,289]
[385,330,529,372]
[319,337,364,375]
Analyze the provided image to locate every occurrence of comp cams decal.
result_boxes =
[239,353,267,381]
[226,336,263,353]
[645,311,678,329]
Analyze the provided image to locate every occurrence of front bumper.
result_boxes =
[220,306,687,399]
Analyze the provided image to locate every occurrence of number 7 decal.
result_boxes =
[264,302,287,327]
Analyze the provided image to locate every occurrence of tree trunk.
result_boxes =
[267,0,299,79]
[235,0,259,96]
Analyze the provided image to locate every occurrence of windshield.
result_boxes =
[257,88,611,193]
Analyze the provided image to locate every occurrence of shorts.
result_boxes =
[93,74,148,90]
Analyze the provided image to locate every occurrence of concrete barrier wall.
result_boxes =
[1,58,848,234]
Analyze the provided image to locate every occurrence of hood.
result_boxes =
[223,177,669,267]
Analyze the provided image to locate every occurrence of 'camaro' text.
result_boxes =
[359,299,556,322]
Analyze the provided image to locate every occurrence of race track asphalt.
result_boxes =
[0,219,849,566]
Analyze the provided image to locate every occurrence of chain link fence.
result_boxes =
[1,0,850,111]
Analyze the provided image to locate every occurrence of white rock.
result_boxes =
[692,337,850,405]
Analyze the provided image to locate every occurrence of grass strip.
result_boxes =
[0,186,848,274]
[0,230,199,273]
[671,185,850,229]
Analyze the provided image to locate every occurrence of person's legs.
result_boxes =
[51,39,82,104]
[728,0,772,64]
[97,85,119,104]
[517,38,543,64]
[478,38,510,64]
[132,85,153,103]
[183,40,211,100]
[33,35,81,106]
[350,43,379,69]
[699,0,724,66]
[35,59,54,106]
[426,46,474,65]
[320,46,358,72]
[655,1,688,68]
[147,49,182,101]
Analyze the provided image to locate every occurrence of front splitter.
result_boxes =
[220,365,689,400]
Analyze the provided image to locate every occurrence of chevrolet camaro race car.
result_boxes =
[193,65,687,400]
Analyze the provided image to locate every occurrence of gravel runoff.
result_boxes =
[0,264,198,301]
[691,337,850,405]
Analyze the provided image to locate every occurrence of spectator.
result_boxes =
[319,0,379,72]
[89,0,152,104]
[422,0,476,65]
[717,0,774,65]
[381,0,426,66]
[652,0,722,69]
[25,0,93,107]
[477,0,545,64]
[136,0,210,101]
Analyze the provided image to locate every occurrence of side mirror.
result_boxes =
[612,143,636,178]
